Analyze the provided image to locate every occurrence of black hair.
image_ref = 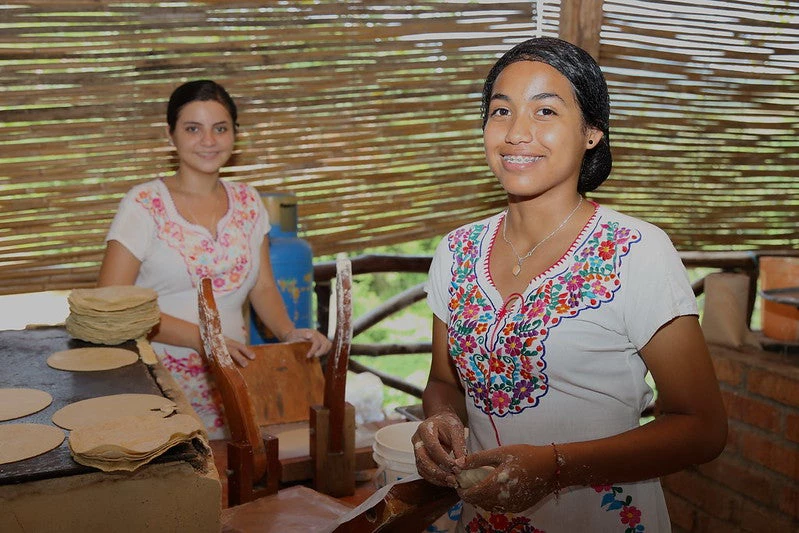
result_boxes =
[166,80,238,134]
[481,37,612,193]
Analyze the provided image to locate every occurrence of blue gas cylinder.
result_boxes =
[249,192,314,344]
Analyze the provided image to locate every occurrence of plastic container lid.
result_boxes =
[372,421,421,464]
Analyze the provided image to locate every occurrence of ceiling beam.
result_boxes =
[558,0,604,60]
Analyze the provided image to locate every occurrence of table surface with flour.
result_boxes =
[0,326,221,533]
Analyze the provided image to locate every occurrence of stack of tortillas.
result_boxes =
[69,413,205,472]
[65,286,160,345]
[52,393,207,472]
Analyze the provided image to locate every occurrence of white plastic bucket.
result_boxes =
[372,421,420,488]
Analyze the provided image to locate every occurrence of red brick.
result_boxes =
[725,422,743,455]
[747,368,799,408]
[778,485,799,518]
[697,455,774,505]
[739,430,799,479]
[721,390,781,432]
[786,413,799,444]
[664,490,695,531]
[712,356,745,387]
[662,469,735,520]
[694,512,741,533]
[734,498,797,533]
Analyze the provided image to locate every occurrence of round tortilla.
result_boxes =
[0,423,65,465]
[0,388,53,421]
[47,347,139,372]
[51,393,177,430]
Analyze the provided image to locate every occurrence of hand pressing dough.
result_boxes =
[51,393,176,430]
[456,465,495,488]
[0,423,65,465]
[0,388,53,421]
[47,347,138,372]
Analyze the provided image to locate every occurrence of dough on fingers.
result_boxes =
[456,465,495,488]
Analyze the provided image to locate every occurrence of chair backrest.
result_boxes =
[197,255,353,477]
[242,342,325,426]
[198,277,268,481]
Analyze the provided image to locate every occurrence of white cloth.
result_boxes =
[426,203,696,532]
[106,178,270,439]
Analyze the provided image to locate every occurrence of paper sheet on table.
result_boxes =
[318,473,424,533]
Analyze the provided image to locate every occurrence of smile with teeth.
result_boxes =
[503,154,542,164]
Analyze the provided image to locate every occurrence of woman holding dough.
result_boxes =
[98,80,330,439]
[413,38,727,531]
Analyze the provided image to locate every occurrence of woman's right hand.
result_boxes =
[411,408,467,487]
[223,337,256,367]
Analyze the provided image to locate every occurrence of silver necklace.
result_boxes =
[175,180,224,235]
[502,196,584,277]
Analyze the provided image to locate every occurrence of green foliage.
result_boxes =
[320,237,440,414]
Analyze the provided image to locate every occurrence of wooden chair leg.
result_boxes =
[310,403,356,497]
[262,433,281,496]
[227,441,254,507]
[227,434,281,507]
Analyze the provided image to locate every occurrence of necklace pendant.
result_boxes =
[512,264,522,277]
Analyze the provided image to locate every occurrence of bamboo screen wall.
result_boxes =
[1,1,797,296]
[594,0,798,251]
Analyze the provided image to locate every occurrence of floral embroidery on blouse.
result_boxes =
[446,217,641,417]
[465,511,544,533]
[594,485,646,532]
[134,181,261,293]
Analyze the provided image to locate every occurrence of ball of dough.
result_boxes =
[456,465,495,488]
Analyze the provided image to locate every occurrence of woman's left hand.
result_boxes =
[456,444,558,513]
[283,328,332,358]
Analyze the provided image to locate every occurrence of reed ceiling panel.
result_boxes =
[1,0,549,294]
[1,1,797,295]
[594,0,798,251]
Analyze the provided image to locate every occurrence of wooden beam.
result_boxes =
[558,0,604,60]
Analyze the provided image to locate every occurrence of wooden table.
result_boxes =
[0,327,221,533]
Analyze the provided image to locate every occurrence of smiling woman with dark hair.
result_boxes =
[413,38,727,532]
[97,80,330,440]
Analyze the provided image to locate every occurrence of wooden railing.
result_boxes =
[312,250,799,401]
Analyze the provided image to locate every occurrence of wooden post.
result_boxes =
[310,403,356,497]
[558,0,604,60]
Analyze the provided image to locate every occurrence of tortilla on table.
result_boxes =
[51,393,177,430]
[0,388,53,421]
[0,423,65,465]
[47,347,139,372]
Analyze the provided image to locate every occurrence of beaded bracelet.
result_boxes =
[550,442,565,501]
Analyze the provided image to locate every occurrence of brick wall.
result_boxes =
[662,343,799,532]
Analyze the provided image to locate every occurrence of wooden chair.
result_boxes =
[199,255,373,506]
